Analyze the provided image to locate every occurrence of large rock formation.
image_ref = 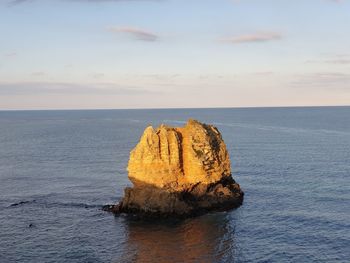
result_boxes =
[104,119,243,217]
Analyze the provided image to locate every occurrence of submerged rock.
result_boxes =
[105,119,243,217]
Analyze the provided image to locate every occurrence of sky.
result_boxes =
[0,0,349,110]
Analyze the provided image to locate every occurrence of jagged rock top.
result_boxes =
[127,119,232,191]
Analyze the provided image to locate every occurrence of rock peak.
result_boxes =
[127,119,231,190]
[105,119,243,217]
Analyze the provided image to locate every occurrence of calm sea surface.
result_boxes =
[0,107,349,263]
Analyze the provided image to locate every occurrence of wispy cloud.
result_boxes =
[291,72,350,90]
[4,52,17,58]
[91,73,105,79]
[324,59,350,64]
[220,32,282,44]
[0,82,159,95]
[306,54,350,65]
[109,26,158,41]
[31,71,46,76]
[8,0,28,5]
[8,0,161,6]
[252,71,274,76]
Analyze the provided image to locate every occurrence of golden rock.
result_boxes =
[127,119,232,191]
[104,119,244,217]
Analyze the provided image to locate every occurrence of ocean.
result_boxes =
[0,107,349,263]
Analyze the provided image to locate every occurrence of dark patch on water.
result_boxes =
[9,200,36,207]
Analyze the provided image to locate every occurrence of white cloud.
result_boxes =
[0,82,159,95]
[109,26,158,42]
[220,32,282,44]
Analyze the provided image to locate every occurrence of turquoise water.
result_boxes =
[0,107,349,262]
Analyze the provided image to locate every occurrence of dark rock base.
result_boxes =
[103,177,244,218]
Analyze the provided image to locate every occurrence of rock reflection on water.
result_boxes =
[118,213,237,263]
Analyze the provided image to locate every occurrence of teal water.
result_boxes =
[0,107,349,262]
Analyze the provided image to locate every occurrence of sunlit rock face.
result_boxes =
[105,119,243,217]
[128,119,232,190]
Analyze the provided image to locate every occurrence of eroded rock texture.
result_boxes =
[105,119,243,217]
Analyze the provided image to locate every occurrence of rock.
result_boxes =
[105,119,243,218]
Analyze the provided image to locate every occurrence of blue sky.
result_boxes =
[0,0,349,109]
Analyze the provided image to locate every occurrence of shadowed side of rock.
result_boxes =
[104,119,244,218]
[103,178,243,218]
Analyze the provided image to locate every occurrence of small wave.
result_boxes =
[46,202,102,209]
[7,200,102,209]
[8,200,36,207]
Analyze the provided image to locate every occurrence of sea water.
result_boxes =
[0,107,349,262]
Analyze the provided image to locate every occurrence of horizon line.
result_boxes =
[0,105,349,112]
